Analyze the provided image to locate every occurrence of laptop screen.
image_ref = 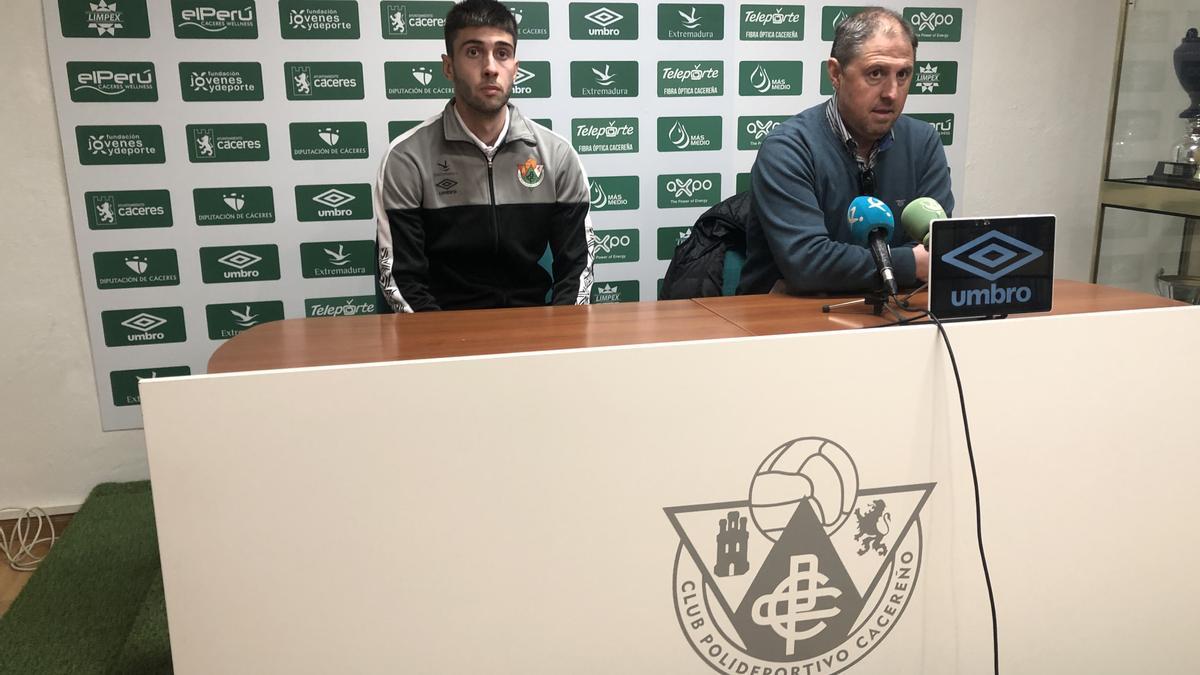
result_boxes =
[927,215,1056,319]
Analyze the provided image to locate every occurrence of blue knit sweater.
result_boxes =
[739,102,954,294]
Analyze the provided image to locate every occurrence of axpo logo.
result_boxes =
[666,176,713,199]
[942,230,1044,307]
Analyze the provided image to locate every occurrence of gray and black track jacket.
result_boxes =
[375,101,595,312]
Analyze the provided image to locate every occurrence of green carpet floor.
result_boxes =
[0,481,172,674]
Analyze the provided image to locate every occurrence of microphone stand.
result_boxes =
[821,289,891,316]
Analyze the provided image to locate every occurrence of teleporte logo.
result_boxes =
[658,61,723,96]
[572,118,638,154]
[740,4,803,40]
[305,295,377,317]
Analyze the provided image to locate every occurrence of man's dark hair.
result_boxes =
[444,0,518,55]
[830,7,917,65]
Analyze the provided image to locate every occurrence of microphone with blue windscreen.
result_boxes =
[847,196,898,296]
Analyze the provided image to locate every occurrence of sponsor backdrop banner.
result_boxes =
[44,0,975,429]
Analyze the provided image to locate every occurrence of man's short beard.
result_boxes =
[457,84,509,116]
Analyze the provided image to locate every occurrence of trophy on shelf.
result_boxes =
[1152,28,1200,185]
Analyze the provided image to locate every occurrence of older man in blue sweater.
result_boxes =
[739,7,954,295]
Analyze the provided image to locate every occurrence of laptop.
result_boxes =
[927,215,1056,319]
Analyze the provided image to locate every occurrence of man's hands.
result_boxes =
[913,243,929,283]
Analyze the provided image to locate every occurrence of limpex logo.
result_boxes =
[666,437,933,674]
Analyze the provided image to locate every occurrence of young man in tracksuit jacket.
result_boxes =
[375,0,595,312]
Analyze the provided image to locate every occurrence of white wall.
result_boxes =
[0,0,1124,510]
[959,0,1121,280]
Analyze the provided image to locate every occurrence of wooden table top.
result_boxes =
[207,280,1183,374]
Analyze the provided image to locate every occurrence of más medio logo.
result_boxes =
[186,124,269,162]
[658,61,724,97]
[658,116,723,152]
[569,3,638,40]
[381,1,451,39]
[179,62,264,101]
[571,118,639,155]
[193,186,275,225]
[666,437,933,674]
[67,62,157,102]
[85,189,172,229]
[285,62,364,100]
[171,0,258,38]
[76,125,164,165]
[280,0,359,38]
[740,4,804,40]
[58,0,150,38]
[739,61,803,96]
[588,176,639,211]
[658,3,722,40]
